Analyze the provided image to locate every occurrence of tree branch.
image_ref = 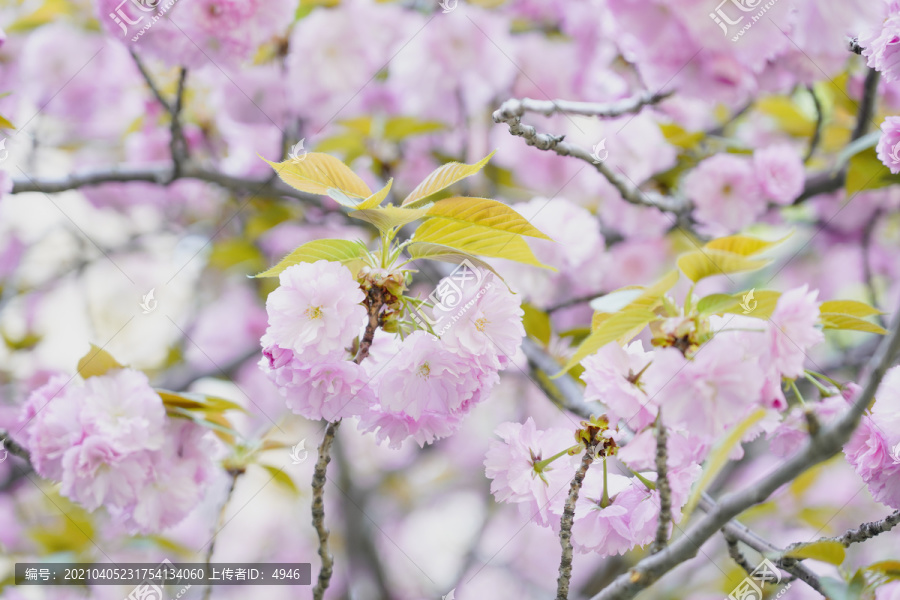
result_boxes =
[556,451,594,600]
[495,90,672,119]
[651,416,672,554]
[588,298,900,600]
[851,68,881,142]
[0,431,31,463]
[794,510,900,548]
[492,95,688,214]
[520,338,596,420]
[201,469,242,600]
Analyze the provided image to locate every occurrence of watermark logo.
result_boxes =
[740,288,757,314]
[113,0,181,42]
[140,289,158,314]
[890,441,900,465]
[0,138,8,162]
[289,139,307,163]
[442,589,456,600]
[0,440,7,463]
[438,0,458,13]
[409,260,490,336]
[710,0,779,41]
[590,139,608,164]
[290,440,308,465]
[726,558,790,600]
[890,141,900,164]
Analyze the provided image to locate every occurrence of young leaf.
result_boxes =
[682,408,767,518]
[350,205,430,233]
[554,308,657,376]
[820,313,887,335]
[783,540,846,566]
[677,248,770,283]
[412,219,553,269]
[819,300,883,318]
[156,390,246,414]
[401,151,496,208]
[425,197,552,240]
[355,178,394,210]
[723,290,782,319]
[696,293,741,316]
[703,233,790,256]
[253,239,365,278]
[260,465,300,495]
[261,153,372,199]
[404,242,504,279]
[77,344,125,379]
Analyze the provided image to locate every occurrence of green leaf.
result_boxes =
[783,540,846,566]
[756,96,816,137]
[658,123,704,150]
[819,300,883,318]
[696,293,741,316]
[555,308,657,376]
[404,242,505,280]
[261,152,372,199]
[412,219,553,269]
[167,406,240,445]
[845,147,899,195]
[677,248,770,283]
[683,408,767,518]
[77,344,125,379]
[253,239,365,278]
[401,151,496,208]
[820,313,887,335]
[522,303,551,346]
[260,465,300,495]
[425,196,552,240]
[704,233,790,256]
[355,178,393,210]
[350,205,429,233]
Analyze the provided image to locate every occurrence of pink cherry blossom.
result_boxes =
[581,341,656,431]
[484,418,578,526]
[861,16,900,83]
[877,116,900,174]
[766,285,824,379]
[683,154,766,234]
[263,261,367,360]
[754,144,805,204]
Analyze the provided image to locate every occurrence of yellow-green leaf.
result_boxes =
[658,123,704,150]
[404,242,505,280]
[819,300,883,318]
[355,178,393,210]
[350,205,429,233]
[383,117,445,141]
[704,233,790,256]
[696,293,741,316]
[683,408,766,518]
[254,239,365,278]
[262,153,372,199]
[425,196,552,240]
[6,0,76,33]
[784,540,846,566]
[866,560,900,580]
[0,114,14,130]
[522,303,551,346]
[260,465,300,495]
[677,248,770,283]
[77,344,125,379]
[167,406,240,445]
[412,219,552,269]
[820,313,887,335]
[401,151,496,207]
[846,147,896,195]
[156,390,246,414]
[555,308,657,376]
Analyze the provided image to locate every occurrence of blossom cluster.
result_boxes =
[258,260,524,448]
[20,369,216,533]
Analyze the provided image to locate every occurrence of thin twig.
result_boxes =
[170,67,189,180]
[496,90,672,119]
[556,451,594,600]
[651,416,671,554]
[792,510,900,548]
[722,530,756,576]
[493,94,688,214]
[547,292,605,314]
[0,431,31,462]
[851,68,881,142]
[201,469,242,600]
[862,209,885,326]
[805,85,824,163]
[130,50,172,112]
[520,338,596,420]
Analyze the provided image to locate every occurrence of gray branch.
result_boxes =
[651,416,672,554]
[495,91,672,119]
[556,451,594,600]
[0,431,31,462]
[492,94,688,214]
